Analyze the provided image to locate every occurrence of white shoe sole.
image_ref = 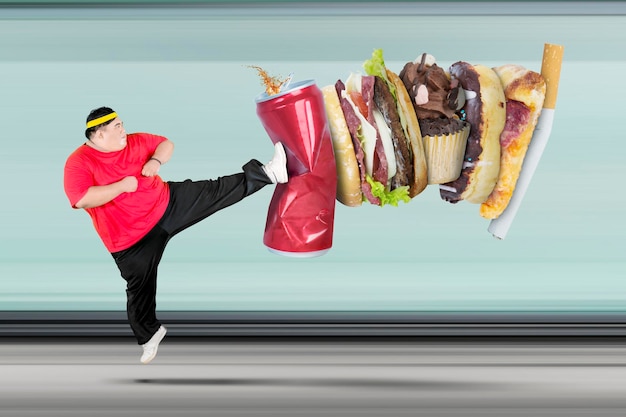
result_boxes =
[140,326,167,364]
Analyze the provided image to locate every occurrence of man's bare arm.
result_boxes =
[75,176,138,209]
[142,140,175,177]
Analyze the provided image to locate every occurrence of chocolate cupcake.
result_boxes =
[419,118,470,184]
[399,53,470,184]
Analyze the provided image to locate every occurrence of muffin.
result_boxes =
[419,118,470,184]
[399,53,470,184]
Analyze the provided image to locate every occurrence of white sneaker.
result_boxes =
[140,325,167,364]
[263,142,288,184]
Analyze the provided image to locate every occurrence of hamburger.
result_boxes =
[322,49,428,207]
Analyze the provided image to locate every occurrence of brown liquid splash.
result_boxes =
[248,66,291,95]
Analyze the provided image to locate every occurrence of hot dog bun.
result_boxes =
[479,65,546,219]
[440,62,506,204]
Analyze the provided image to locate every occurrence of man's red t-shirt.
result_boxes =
[64,133,171,253]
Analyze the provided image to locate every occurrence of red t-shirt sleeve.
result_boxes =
[138,133,168,157]
[64,149,93,209]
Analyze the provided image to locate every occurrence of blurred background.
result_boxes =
[0,0,625,335]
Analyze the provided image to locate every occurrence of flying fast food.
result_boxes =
[438,62,506,204]
[480,65,546,219]
[400,55,546,212]
[399,53,471,184]
[322,49,428,207]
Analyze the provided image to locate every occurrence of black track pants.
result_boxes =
[111,160,271,344]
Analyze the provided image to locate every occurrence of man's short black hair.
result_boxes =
[85,106,116,139]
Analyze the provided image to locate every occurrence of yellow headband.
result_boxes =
[86,112,117,129]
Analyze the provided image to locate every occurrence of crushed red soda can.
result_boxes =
[255,80,337,257]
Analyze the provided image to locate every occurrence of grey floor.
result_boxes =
[1,337,625,417]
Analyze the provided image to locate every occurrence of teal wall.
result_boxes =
[1,4,624,312]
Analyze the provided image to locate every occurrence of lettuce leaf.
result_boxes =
[366,175,411,207]
[363,48,397,100]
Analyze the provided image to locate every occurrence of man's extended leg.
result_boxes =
[159,159,273,236]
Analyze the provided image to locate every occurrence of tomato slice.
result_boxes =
[349,91,369,117]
